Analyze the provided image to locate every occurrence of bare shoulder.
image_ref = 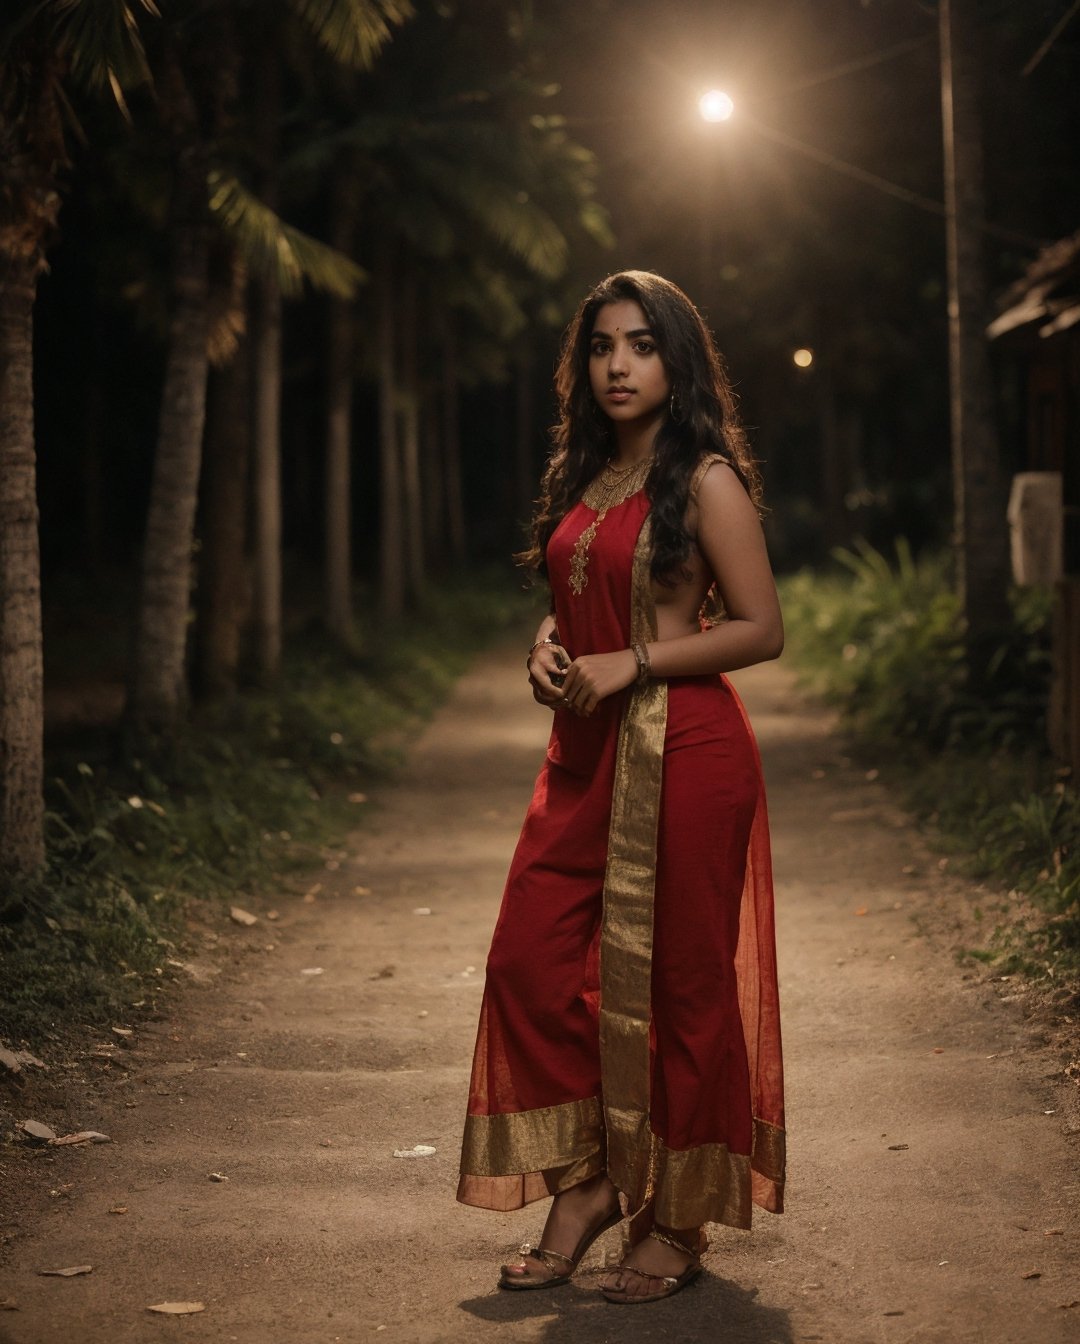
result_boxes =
[693,459,756,519]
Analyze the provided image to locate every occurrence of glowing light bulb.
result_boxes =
[699,90,735,123]
[793,348,814,368]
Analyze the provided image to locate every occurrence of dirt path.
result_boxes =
[2,639,1078,1344]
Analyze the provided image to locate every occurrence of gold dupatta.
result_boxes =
[599,511,786,1234]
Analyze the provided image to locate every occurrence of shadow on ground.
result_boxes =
[458,1268,794,1342]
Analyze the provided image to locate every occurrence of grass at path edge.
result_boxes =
[779,544,1080,1008]
[0,569,541,1047]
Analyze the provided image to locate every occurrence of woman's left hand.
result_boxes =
[561,649,638,716]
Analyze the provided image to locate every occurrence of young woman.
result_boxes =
[457,270,785,1305]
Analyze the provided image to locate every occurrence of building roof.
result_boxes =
[988,229,1080,340]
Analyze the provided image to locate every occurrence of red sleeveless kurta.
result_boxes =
[457,481,785,1232]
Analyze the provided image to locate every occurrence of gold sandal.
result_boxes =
[600,1229,703,1305]
[498,1205,623,1291]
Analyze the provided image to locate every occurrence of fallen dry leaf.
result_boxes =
[208,1172,229,1182]
[229,906,257,927]
[1021,1270,1042,1280]
[932,1047,946,1055]
[39,1266,92,1277]
[393,1144,436,1158]
[354,886,372,896]
[1059,1300,1079,1309]
[1045,1229,1064,1237]
[111,1027,133,1040]
[20,1119,57,1143]
[0,1298,18,1310]
[300,967,324,976]
[108,1206,128,1215]
[146,1301,205,1315]
[51,1131,110,1147]
[347,792,368,804]
[887,1144,909,1151]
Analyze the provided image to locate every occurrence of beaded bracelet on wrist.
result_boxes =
[631,640,651,684]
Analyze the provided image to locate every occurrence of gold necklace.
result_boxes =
[568,457,652,596]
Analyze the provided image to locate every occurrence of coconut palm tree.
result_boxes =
[241,0,412,680]
[0,0,157,876]
[309,107,607,612]
[129,0,401,725]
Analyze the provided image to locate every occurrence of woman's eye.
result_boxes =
[590,343,610,356]
[634,341,656,354]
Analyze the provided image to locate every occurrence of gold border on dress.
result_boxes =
[598,514,667,1213]
[460,1096,603,1177]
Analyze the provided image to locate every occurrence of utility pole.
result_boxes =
[939,0,1011,657]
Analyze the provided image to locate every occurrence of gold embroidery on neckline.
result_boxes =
[568,457,652,596]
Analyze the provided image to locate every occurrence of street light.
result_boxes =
[793,348,814,368]
[699,90,735,123]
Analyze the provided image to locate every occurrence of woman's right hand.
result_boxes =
[528,643,571,710]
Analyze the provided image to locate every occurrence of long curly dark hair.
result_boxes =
[519,270,761,585]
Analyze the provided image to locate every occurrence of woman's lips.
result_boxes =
[606,389,633,402]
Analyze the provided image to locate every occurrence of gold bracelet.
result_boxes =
[526,637,557,668]
[631,641,651,683]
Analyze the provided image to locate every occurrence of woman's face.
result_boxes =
[588,299,672,429]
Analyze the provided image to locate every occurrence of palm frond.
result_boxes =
[279,112,403,178]
[207,169,365,299]
[413,154,568,279]
[286,0,412,70]
[50,0,159,102]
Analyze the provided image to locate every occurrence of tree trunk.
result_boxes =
[196,345,250,698]
[129,142,211,732]
[250,54,282,681]
[378,257,405,618]
[0,253,45,875]
[324,177,355,643]
[422,389,444,558]
[399,266,424,601]
[250,272,282,678]
[82,341,105,571]
[939,0,1011,649]
[442,324,465,565]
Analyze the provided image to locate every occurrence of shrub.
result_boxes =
[779,541,1075,985]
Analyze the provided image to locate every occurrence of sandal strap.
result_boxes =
[648,1229,697,1258]
[614,1264,678,1287]
[518,1242,574,1271]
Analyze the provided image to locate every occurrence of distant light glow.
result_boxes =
[793,348,814,368]
[699,90,735,123]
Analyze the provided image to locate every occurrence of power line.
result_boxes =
[741,111,1048,250]
[1023,0,1080,76]
[761,35,935,100]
